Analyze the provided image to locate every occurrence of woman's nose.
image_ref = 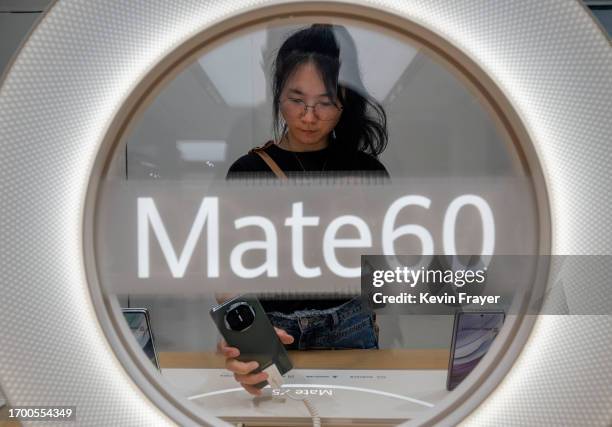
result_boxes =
[301,107,317,123]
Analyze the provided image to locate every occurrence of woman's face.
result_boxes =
[280,62,342,150]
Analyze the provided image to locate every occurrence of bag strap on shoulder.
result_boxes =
[249,141,288,180]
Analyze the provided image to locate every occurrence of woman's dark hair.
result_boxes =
[272,24,388,157]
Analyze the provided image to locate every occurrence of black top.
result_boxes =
[226,142,390,313]
[226,142,390,181]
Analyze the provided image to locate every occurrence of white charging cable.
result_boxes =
[302,399,321,427]
[268,372,321,427]
[285,393,320,427]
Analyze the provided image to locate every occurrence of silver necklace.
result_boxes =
[293,152,330,172]
[284,135,330,172]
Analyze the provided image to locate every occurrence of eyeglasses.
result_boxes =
[281,98,343,121]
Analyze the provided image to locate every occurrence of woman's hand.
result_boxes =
[217,327,295,396]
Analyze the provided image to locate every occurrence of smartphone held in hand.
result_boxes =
[210,294,293,389]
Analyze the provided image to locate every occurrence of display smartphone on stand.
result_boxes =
[122,308,160,370]
[447,311,505,391]
[210,294,293,389]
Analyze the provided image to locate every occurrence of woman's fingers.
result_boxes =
[219,327,294,359]
[234,371,268,385]
[220,327,293,396]
[215,339,227,354]
[274,327,295,345]
[225,358,259,375]
[217,340,240,358]
[242,384,263,396]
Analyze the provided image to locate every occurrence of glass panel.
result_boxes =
[95,18,544,425]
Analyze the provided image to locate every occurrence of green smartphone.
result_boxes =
[210,294,293,389]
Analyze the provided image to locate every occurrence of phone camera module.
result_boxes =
[224,302,256,332]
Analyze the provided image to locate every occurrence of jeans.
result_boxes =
[266,297,379,350]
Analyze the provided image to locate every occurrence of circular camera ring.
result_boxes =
[224,302,257,332]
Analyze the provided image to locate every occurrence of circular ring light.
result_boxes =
[0,1,611,426]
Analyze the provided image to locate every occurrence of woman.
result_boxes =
[222,24,389,395]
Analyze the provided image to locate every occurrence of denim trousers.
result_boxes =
[266,297,379,350]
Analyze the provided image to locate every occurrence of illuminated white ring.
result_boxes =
[0,1,611,426]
